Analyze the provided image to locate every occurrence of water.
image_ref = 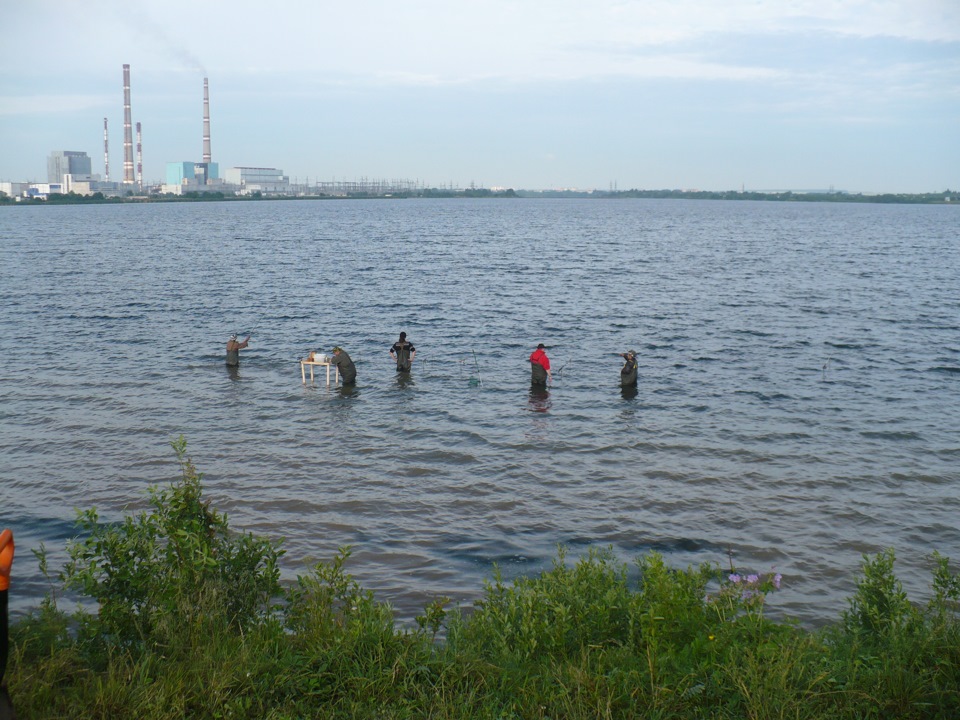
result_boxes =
[2,198,958,626]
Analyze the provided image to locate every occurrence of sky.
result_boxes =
[1,0,958,192]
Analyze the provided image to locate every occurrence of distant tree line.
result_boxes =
[2,187,952,206]
[418,187,518,198]
[593,190,957,204]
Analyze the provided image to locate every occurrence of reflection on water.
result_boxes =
[525,387,552,445]
[336,385,360,400]
[527,387,552,413]
[394,373,416,390]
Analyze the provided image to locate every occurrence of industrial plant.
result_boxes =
[1,64,422,201]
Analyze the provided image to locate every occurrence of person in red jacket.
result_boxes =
[529,343,552,386]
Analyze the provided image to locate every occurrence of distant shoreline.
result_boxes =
[1,187,955,205]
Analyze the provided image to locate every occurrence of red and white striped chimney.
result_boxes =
[202,77,212,164]
[136,121,143,191]
[122,64,135,185]
[103,117,110,182]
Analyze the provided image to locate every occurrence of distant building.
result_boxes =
[48,151,92,184]
[63,176,121,196]
[195,161,219,183]
[166,161,191,185]
[0,181,28,198]
[162,161,223,194]
[166,160,221,185]
[223,166,289,195]
[27,183,64,199]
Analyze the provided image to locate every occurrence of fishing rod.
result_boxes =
[236,311,266,339]
[415,354,428,375]
[472,349,483,387]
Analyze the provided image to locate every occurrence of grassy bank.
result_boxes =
[6,438,959,718]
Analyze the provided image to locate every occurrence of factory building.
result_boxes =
[166,162,194,186]
[222,167,290,195]
[65,176,122,196]
[161,161,222,194]
[165,161,220,185]
[159,77,227,195]
[21,69,310,199]
[26,183,64,199]
[47,151,92,184]
[0,182,28,199]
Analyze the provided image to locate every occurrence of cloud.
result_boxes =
[4,1,957,86]
[0,94,113,117]
[107,2,207,74]
[1,0,956,190]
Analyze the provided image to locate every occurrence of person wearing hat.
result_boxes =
[620,350,638,387]
[389,332,416,372]
[330,346,357,385]
[529,343,552,386]
[225,334,250,366]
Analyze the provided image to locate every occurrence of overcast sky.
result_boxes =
[2,0,957,192]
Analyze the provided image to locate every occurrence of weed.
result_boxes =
[5,443,959,719]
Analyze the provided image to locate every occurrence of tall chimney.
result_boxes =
[103,117,110,182]
[202,77,212,164]
[136,122,143,191]
[122,64,135,185]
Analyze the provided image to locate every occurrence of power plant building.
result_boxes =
[166,162,193,185]
[159,77,227,195]
[47,151,92,184]
[222,167,290,195]
[166,161,219,185]
[161,161,221,194]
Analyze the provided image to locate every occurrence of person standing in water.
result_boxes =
[330,346,357,385]
[620,350,638,387]
[529,343,552,386]
[389,332,416,372]
[226,334,250,366]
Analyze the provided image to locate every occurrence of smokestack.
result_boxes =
[122,64,135,185]
[202,77,212,164]
[136,122,143,191]
[103,117,110,182]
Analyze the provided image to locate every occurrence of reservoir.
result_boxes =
[1,197,957,626]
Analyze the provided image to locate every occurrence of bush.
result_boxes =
[58,435,283,654]
[5,442,959,718]
[816,549,960,719]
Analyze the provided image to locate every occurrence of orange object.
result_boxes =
[0,529,13,591]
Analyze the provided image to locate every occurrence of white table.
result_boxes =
[300,360,339,386]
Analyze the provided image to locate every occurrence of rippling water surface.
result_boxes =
[2,198,958,626]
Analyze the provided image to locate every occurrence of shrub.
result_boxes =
[818,549,960,719]
[6,442,959,719]
[58,435,284,654]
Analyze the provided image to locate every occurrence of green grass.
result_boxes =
[6,438,959,719]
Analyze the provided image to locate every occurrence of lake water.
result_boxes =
[1,198,958,627]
